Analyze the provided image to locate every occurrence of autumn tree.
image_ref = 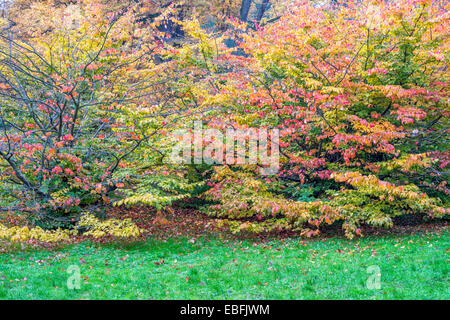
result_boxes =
[0,0,173,226]
[0,0,447,239]
[156,0,449,237]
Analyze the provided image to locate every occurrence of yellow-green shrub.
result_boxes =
[0,224,74,242]
[77,214,144,238]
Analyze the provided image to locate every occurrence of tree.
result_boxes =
[0,1,169,226]
[163,0,449,237]
[255,0,270,22]
[0,0,447,240]
[240,0,252,21]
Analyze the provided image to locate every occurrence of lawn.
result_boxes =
[0,229,448,300]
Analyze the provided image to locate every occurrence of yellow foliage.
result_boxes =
[77,214,144,238]
[0,224,74,243]
[0,214,145,242]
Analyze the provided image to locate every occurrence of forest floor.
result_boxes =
[0,208,448,299]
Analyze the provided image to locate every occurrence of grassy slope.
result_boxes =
[0,229,448,300]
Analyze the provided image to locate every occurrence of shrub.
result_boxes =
[0,224,74,242]
[0,3,166,227]
[167,0,449,237]
[77,214,144,239]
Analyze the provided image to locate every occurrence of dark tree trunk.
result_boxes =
[256,0,270,23]
[240,0,252,22]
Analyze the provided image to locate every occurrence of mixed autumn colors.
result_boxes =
[0,0,450,302]
[0,0,448,301]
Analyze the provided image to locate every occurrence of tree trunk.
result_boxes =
[240,0,252,22]
[256,0,270,23]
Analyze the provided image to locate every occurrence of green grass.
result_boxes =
[0,230,448,299]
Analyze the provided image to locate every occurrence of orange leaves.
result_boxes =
[54,141,64,148]
[391,106,427,124]
[60,85,73,93]
[63,134,74,142]
[332,171,434,204]
[46,148,56,160]
[152,211,169,226]
[332,171,390,190]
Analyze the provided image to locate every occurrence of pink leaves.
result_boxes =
[51,166,63,175]
[391,106,427,124]
[63,134,74,142]
[271,205,281,216]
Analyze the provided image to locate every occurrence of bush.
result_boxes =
[0,0,448,239]
[164,0,449,237]
[0,4,165,227]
